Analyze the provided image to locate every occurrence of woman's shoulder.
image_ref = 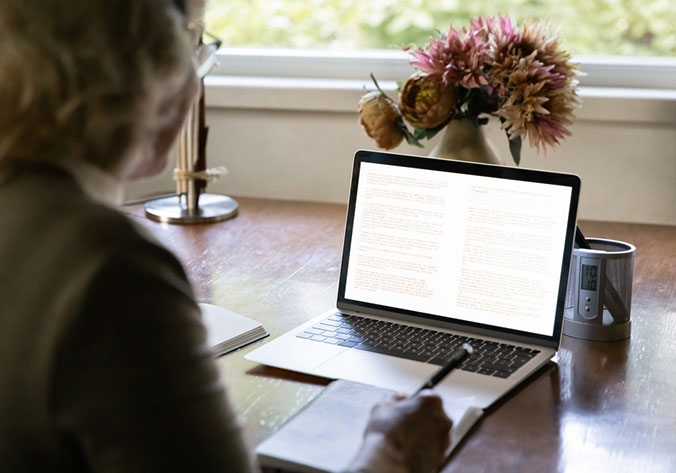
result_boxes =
[4,163,160,251]
[1,164,185,294]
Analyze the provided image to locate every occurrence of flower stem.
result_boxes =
[370,73,387,95]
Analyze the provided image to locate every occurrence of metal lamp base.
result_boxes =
[145,193,238,224]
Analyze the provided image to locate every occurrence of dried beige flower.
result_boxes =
[358,91,404,150]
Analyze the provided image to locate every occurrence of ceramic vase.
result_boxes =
[429,119,504,165]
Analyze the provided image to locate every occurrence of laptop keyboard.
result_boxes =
[296,313,540,379]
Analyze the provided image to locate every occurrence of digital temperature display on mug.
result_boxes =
[580,264,598,291]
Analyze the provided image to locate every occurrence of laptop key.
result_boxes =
[296,332,312,339]
[305,328,323,335]
[399,352,431,363]
[354,343,391,354]
[354,343,428,362]
[515,348,537,356]
[510,356,531,366]
[311,335,327,342]
[323,337,341,345]
[481,362,517,373]
[313,324,335,332]
[478,368,496,376]
[338,340,358,348]
[321,320,341,327]
[428,357,451,366]
[380,341,397,350]
[415,350,436,359]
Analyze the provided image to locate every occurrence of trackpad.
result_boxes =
[313,349,436,393]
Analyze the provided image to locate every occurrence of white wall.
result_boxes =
[127,86,676,225]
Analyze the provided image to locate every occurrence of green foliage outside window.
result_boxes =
[205,0,676,57]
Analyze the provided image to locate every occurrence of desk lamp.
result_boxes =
[145,21,238,224]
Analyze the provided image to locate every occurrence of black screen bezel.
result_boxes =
[337,149,581,346]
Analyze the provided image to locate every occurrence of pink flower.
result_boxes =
[492,21,580,152]
[410,25,490,89]
[470,15,517,43]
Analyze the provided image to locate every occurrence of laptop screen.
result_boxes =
[338,151,580,344]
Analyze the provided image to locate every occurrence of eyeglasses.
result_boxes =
[188,21,222,78]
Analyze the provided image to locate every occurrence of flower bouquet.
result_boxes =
[358,16,580,165]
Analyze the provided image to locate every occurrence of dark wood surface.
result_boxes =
[123,197,676,473]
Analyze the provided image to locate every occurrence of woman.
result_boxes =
[0,1,453,472]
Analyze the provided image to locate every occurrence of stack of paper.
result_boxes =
[199,303,268,357]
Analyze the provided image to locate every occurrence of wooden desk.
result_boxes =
[124,197,676,473]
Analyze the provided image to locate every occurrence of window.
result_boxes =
[205,0,676,57]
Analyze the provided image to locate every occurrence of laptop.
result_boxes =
[246,150,580,409]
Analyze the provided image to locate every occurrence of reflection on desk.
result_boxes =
[124,198,676,473]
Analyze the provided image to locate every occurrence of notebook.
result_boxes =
[256,379,484,473]
[199,303,268,357]
[246,150,580,410]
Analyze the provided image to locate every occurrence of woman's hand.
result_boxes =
[346,390,453,473]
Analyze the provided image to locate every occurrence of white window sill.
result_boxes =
[205,75,676,125]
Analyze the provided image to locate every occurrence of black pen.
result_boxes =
[415,343,474,394]
[575,226,592,249]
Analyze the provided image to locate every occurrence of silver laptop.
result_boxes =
[247,150,580,409]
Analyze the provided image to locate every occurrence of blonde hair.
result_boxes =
[0,0,194,170]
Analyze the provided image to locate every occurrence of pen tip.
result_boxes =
[462,343,474,355]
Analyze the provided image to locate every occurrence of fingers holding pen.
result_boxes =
[364,390,453,472]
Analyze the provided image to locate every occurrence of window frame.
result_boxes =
[212,48,676,90]
[205,48,676,129]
